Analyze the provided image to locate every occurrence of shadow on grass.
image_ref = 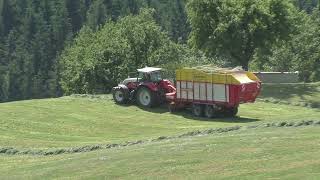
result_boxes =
[137,105,170,114]
[259,83,320,101]
[258,83,320,108]
[137,104,260,123]
[176,111,260,123]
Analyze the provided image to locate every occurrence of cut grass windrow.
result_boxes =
[1,120,319,157]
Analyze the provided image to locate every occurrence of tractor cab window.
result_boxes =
[138,71,162,82]
[138,72,151,82]
[150,71,162,82]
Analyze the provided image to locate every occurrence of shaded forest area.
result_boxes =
[0,0,319,102]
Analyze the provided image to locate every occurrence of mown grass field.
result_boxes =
[259,82,320,107]
[0,95,319,149]
[1,126,320,179]
[0,83,319,179]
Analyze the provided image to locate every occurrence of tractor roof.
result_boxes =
[137,67,162,73]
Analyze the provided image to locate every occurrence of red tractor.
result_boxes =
[112,67,176,108]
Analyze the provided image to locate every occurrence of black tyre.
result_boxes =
[113,87,129,104]
[223,106,239,117]
[136,87,157,108]
[192,104,204,117]
[204,105,217,118]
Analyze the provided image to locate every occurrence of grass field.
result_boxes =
[0,83,319,179]
[1,126,320,179]
[0,95,319,149]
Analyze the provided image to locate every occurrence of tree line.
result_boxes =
[0,0,319,102]
[0,0,189,101]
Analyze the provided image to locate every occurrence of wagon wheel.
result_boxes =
[192,104,204,117]
[204,105,218,118]
[223,107,239,117]
[168,103,176,113]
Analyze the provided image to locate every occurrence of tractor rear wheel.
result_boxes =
[112,87,129,104]
[137,87,157,108]
[192,104,204,117]
[204,105,217,118]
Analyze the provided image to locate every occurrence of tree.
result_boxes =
[0,37,9,102]
[187,0,295,70]
[0,0,88,101]
[293,0,318,13]
[50,1,73,51]
[65,0,88,32]
[0,0,15,36]
[60,9,191,94]
[266,9,320,82]
[145,0,189,42]
[85,0,190,42]
[86,0,108,29]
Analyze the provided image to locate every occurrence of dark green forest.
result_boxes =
[0,0,319,102]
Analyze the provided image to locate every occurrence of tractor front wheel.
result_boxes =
[113,87,129,104]
[137,87,157,108]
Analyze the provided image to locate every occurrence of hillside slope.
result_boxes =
[1,125,320,179]
[0,95,319,149]
[259,82,320,107]
[0,83,320,179]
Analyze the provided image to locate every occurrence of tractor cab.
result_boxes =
[120,67,162,86]
[137,67,163,83]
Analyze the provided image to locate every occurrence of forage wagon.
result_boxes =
[112,65,261,118]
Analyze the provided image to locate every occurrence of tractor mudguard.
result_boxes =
[112,85,129,98]
[159,80,176,93]
[113,84,128,91]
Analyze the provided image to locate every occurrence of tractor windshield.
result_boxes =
[138,71,162,82]
[150,71,162,82]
